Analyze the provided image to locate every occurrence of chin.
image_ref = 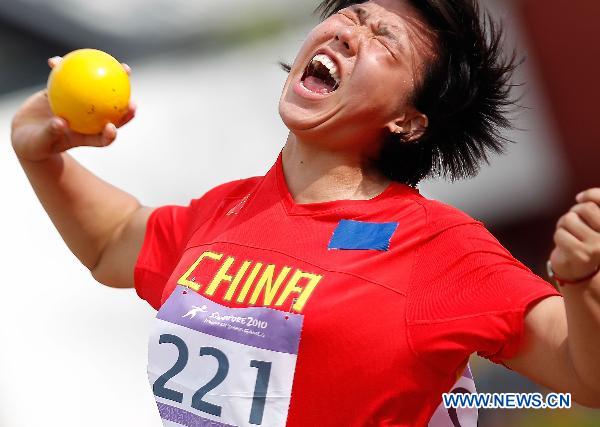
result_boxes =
[278,101,337,140]
[279,96,316,133]
[279,97,310,133]
[278,85,338,135]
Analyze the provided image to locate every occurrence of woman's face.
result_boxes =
[279,0,436,154]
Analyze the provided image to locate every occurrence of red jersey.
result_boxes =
[135,153,560,426]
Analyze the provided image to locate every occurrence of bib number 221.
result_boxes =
[148,286,303,427]
[154,334,271,425]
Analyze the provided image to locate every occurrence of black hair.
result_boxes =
[283,0,520,187]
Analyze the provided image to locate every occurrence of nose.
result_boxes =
[335,26,358,56]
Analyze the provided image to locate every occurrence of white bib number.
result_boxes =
[148,286,303,427]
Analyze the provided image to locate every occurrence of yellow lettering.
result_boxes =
[275,270,322,312]
[177,251,223,291]
[236,263,263,303]
[178,250,323,311]
[249,265,292,306]
[205,256,236,296]
[223,260,252,301]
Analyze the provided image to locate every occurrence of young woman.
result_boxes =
[11,0,600,426]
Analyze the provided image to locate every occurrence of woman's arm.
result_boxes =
[11,58,146,288]
[16,150,152,288]
[504,188,600,408]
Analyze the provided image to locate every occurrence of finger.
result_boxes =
[48,56,62,69]
[570,202,600,232]
[122,63,132,75]
[42,117,70,154]
[40,117,67,149]
[49,116,67,133]
[68,125,116,149]
[553,227,589,261]
[101,123,117,146]
[115,101,137,127]
[18,117,66,159]
[576,188,600,204]
[55,123,116,151]
[557,211,597,242]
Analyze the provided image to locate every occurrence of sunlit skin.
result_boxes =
[278,0,433,204]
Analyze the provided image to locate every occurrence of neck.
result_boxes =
[281,132,391,204]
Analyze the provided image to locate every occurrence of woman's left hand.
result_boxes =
[550,188,600,282]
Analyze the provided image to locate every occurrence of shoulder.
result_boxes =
[410,194,483,237]
[189,176,263,210]
[153,176,263,230]
[405,195,517,275]
[200,176,263,200]
[376,190,488,251]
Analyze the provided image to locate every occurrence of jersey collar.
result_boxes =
[270,151,420,216]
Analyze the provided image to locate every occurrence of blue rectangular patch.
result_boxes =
[328,220,399,251]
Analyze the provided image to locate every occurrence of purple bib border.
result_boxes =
[158,402,235,427]
[157,286,303,355]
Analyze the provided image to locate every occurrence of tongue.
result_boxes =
[303,76,334,94]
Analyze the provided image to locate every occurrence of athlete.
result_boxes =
[10,0,600,426]
[182,306,208,319]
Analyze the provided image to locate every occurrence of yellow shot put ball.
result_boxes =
[47,49,130,135]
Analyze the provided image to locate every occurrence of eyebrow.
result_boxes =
[354,6,369,25]
[352,6,400,42]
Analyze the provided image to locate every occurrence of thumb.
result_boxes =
[47,117,65,135]
[13,117,68,162]
[38,117,75,157]
[42,117,67,146]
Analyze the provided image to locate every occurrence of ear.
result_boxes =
[385,112,429,142]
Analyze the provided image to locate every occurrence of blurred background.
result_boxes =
[1,0,598,425]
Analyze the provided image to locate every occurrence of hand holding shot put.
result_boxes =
[11,49,136,162]
[11,49,148,282]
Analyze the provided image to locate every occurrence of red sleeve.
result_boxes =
[133,177,260,310]
[407,220,562,376]
[134,203,197,310]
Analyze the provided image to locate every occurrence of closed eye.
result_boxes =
[373,22,403,59]
[376,39,398,60]
[374,31,399,59]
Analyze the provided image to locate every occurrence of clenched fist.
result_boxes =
[550,188,600,283]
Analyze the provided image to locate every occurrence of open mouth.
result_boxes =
[301,53,341,95]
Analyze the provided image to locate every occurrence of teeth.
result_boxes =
[311,53,340,85]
